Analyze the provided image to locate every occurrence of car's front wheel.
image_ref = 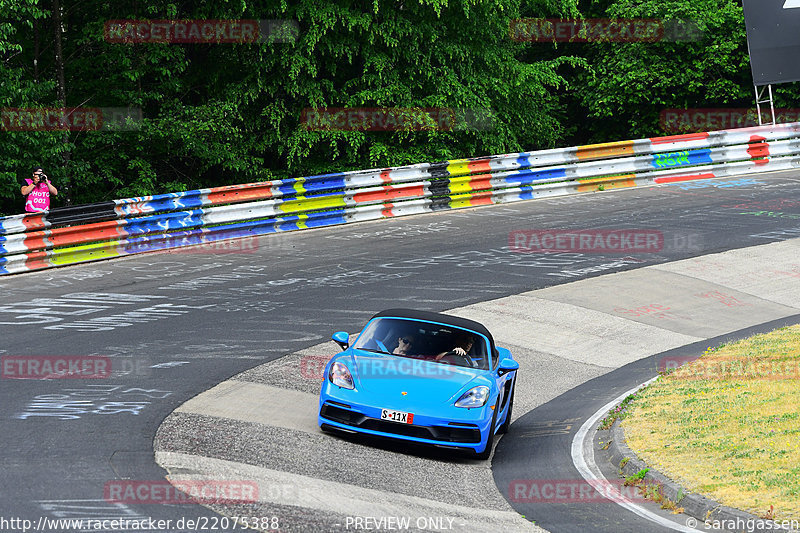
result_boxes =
[475,403,498,460]
[497,384,515,434]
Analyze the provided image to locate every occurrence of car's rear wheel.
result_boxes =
[475,402,498,460]
[497,383,515,434]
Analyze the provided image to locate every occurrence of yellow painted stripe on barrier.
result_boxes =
[447,190,489,209]
[293,178,307,196]
[278,196,346,214]
[446,159,471,177]
[576,174,637,192]
[48,239,124,266]
[296,214,309,230]
[449,198,476,209]
[575,141,635,161]
[447,179,475,194]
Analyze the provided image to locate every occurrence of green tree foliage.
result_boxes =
[0,0,581,215]
[573,0,800,141]
[0,0,795,216]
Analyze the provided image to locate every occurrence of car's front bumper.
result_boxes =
[317,398,492,452]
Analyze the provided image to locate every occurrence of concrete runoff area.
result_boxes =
[155,237,800,533]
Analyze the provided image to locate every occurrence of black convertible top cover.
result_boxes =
[370,308,495,350]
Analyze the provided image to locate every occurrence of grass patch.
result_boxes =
[622,325,800,520]
[599,393,638,430]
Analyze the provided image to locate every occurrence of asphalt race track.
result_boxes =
[3,171,800,532]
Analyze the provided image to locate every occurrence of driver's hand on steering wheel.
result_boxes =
[434,347,467,361]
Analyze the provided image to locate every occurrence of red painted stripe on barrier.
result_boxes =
[749,135,766,143]
[381,203,394,217]
[747,142,770,163]
[650,132,710,145]
[352,185,425,203]
[380,170,393,183]
[653,172,716,184]
[206,184,274,205]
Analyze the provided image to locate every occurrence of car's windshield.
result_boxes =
[352,317,490,370]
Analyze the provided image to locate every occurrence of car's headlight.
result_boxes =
[329,361,354,389]
[455,386,490,408]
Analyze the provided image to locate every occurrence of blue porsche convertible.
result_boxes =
[318,309,519,459]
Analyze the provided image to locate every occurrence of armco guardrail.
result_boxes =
[2,122,800,275]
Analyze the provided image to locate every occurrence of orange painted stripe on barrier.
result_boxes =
[467,159,492,174]
[47,222,126,248]
[25,250,50,272]
[380,170,392,183]
[653,172,716,184]
[22,232,48,252]
[650,132,709,145]
[21,213,46,232]
[468,190,495,206]
[468,174,493,190]
[206,184,274,205]
[20,220,124,251]
[352,185,426,203]
[575,141,635,161]
[381,203,394,217]
[576,175,636,192]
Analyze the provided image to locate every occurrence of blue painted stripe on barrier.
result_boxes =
[503,167,568,186]
[275,215,305,232]
[304,210,348,227]
[117,190,204,212]
[140,195,206,213]
[650,149,713,169]
[276,182,301,196]
[301,175,348,192]
[124,210,206,234]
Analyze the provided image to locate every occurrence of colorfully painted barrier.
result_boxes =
[2,122,800,275]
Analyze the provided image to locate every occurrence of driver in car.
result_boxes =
[434,334,475,362]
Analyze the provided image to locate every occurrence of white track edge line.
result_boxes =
[571,377,700,532]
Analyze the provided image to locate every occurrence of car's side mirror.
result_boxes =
[497,358,519,376]
[332,331,349,350]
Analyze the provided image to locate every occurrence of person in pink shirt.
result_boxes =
[20,166,58,213]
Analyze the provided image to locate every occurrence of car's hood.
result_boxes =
[342,349,488,405]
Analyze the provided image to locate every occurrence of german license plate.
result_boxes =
[381,408,414,424]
